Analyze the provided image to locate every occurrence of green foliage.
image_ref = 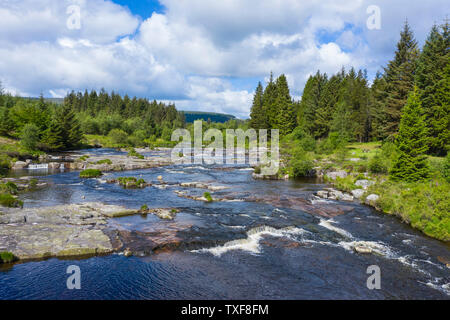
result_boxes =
[0,182,18,195]
[369,153,389,174]
[0,252,17,264]
[108,129,128,146]
[249,82,266,130]
[0,193,23,208]
[289,146,314,178]
[140,204,149,212]
[20,123,40,151]
[203,192,213,202]
[415,22,449,156]
[390,88,431,182]
[79,155,90,161]
[117,177,146,188]
[127,148,144,159]
[441,154,450,183]
[79,169,103,178]
[96,159,112,165]
[367,179,450,241]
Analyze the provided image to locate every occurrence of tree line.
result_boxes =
[250,21,449,159]
[0,87,186,151]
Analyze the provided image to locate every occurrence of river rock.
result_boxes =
[149,208,179,220]
[355,180,374,190]
[317,191,328,199]
[0,203,139,261]
[48,162,61,170]
[351,189,365,199]
[12,161,28,170]
[325,171,348,180]
[365,194,380,205]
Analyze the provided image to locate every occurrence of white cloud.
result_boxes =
[0,0,448,118]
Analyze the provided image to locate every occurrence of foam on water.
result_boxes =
[193,226,307,257]
[319,219,354,239]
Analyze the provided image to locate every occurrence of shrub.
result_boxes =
[108,129,128,146]
[204,192,213,202]
[442,154,450,183]
[0,252,17,264]
[80,169,103,178]
[117,177,146,188]
[0,193,23,208]
[79,155,90,161]
[369,153,389,174]
[254,166,261,174]
[0,182,18,195]
[289,146,314,178]
[140,204,149,212]
[127,148,144,159]
[20,123,40,151]
[96,159,112,165]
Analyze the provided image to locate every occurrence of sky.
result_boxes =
[0,0,448,118]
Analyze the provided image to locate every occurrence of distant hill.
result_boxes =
[183,111,237,123]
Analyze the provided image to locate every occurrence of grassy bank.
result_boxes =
[281,140,449,242]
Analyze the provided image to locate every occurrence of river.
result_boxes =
[0,148,449,300]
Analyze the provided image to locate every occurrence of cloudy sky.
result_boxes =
[0,0,448,118]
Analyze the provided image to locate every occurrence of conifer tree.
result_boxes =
[262,73,277,128]
[299,71,327,136]
[390,87,430,182]
[42,120,65,151]
[274,74,296,135]
[382,21,420,139]
[415,22,449,155]
[249,82,266,129]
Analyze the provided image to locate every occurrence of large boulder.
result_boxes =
[365,194,380,205]
[12,161,28,170]
[351,189,365,199]
[325,171,348,180]
[355,180,375,190]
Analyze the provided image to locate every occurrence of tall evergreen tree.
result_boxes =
[369,71,388,141]
[415,22,450,155]
[249,82,266,129]
[42,120,65,151]
[57,104,83,149]
[274,74,296,136]
[382,21,420,139]
[262,73,277,128]
[390,87,430,182]
[298,71,327,136]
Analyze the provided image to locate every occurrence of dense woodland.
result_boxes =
[250,21,449,158]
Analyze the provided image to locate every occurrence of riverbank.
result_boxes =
[274,141,450,243]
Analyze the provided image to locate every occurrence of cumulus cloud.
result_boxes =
[0,0,448,118]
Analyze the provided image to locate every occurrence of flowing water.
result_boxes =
[0,148,449,300]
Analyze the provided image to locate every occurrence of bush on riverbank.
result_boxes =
[204,192,213,202]
[80,169,103,178]
[117,177,147,188]
[96,159,112,165]
[0,252,16,264]
[0,193,23,208]
[127,148,145,159]
[366,178,450,242]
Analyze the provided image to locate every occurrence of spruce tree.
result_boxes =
[299,71,327,136]
[415,22,449,155]
[390,87,430,182]
[274,74,296,136]
[57,104,83,150]
[262,73,277,129]
[249,82,266,129]
[42,121,65,151]
[382,21,420,139]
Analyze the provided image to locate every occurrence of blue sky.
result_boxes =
[0,0,448,118]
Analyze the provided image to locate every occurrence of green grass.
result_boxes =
[127,148,145,159]
[117,177,146,188]
[79,169,103,178]
[366,178,450,242]
[96,159,112,165]
[204,192,213,202]
[0,252,17,264]
[0,193,23,208]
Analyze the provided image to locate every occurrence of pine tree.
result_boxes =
[274,74,296,136]
[314,73,343,139]
[382,21,420,139]
[299,71,327,136]
[42,120,65,151]
[369,71,388,141]
[57,104,83,150]
[249,82,266,129]
[415,22,449,155]
[262,73,277,128]
[0,107,14,136]
[390,87,430,182]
